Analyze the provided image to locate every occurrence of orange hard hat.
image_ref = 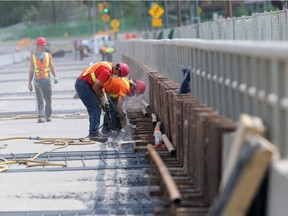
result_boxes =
[36,37,47,46]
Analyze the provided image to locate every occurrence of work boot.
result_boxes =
[101,128,111,136]
[38,117,45,123]
[89,133,108,142]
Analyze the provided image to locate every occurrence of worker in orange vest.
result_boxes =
[99,46,107,61]
[75,61,130,142]
[102,77,146,135]
[104,47,115,62]
[28,37,59,123]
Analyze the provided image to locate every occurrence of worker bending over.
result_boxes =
[102,77,146,135]
[75,61,130,142]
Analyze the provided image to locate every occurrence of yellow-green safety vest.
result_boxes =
[82,61,112,85]
[32,52,50,80]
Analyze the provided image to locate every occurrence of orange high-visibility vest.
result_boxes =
[32,52,51,80]
[100,47,107,52]
[108,77,130,99]
[81,61,112,85]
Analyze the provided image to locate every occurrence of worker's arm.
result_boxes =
[93,79,104,98]
[93,80,109,109]
[49,54,58,83]
[28,58,34,85]
[117,96,129,129]
[117,96,125,119]
[28,58,34,91]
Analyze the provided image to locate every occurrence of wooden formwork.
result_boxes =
[204,117,236,204]
[127,110,155,145]
[148,72,168,120]
[122,57,238,215]
[170,93,195,159]
[145,71,237,215]
[172,113,235,215]
[159,81,180,138]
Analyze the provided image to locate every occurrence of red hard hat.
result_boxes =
[118,62,129,77]
[135,80,146,94]
[36,37,47,46]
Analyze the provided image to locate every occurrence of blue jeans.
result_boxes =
[75,78,102,136]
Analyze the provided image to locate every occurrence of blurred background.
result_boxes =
[0,0,286,41]
[1,1,288,215]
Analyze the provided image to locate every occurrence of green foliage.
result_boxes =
[0,1,39,27]
[22,5,41,23]
[21,18,112,40]
[234,5,247,17]
[0,1,80,26]
[0,0,149,30]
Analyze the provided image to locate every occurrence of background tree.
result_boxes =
[0,1,80,26]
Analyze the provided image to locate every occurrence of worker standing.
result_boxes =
[104,36,115,62]
[99,37,107,61]
[104,47,115,62]
[28,37,59,123]
[102,77,146,135]
[75,61,130,142]
[73,39,79,60]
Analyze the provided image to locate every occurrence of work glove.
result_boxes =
[119,112,126,120]
[28,83,33,92]
[54,77,59,84]
[99,95,109,112]
[120,117,130,130]
[103,104,110,113]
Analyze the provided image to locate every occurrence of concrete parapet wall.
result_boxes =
[116,39,288,159]
[121,54,150,105]
[118,39,288,216]
[0,51,30,67]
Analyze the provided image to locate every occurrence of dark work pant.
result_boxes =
[75,78,102,136]
[102,95,121,132]
[33,81,52,119]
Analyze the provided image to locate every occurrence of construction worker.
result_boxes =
[101,77,146,135]
[103,36,115,62]
[75,61,130,142]
[99,46,107,61]
[28,37,59,123]
[104,47,115,62]
[99,37,107,61]
[73,39,79,60]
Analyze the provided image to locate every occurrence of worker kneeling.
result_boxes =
[101,77,146,135]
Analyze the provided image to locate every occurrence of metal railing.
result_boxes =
[138,9,288,41]
[116,39,288,158]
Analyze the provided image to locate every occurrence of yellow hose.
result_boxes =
[0,113,91,172]
[0,137,29,141]
[0,136,96,173]
[0,114,38,120]
[0,167,8,172]
[31,140,69,160]
[0,113,88,121]
[0,161,17,165]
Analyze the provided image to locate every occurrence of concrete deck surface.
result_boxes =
[0,47,157,214]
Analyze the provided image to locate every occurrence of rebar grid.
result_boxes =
[0,150,150,173]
